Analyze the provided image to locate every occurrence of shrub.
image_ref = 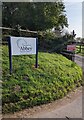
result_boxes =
[2,45,82,113]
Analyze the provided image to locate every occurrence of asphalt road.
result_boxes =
[29,90,82,118]
[74,54,84,67]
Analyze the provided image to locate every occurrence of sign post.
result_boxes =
[8,37,12,74]
[35,38,38,68]
[8,36,38,74]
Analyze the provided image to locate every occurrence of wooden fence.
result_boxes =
[0,27,38,44]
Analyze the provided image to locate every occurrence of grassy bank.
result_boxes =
[2,45,82,113]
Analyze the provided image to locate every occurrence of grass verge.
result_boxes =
[2,45,82,113]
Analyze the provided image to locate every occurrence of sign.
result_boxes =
[67,45,76,51]
[10,37,36,55]
[8,36,38,74]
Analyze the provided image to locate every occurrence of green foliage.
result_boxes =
[2,45,82,113]
[2,2,68,31]
[38,31,72,53]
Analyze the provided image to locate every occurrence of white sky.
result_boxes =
[64,1,82,38]
[64,0,83,2]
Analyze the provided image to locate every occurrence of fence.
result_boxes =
[76,43,84,55]
[0,27,38,44]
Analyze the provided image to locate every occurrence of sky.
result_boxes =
[64,1,82,38]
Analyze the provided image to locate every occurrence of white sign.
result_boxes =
[67,45,76,51]
[10,37,36,55]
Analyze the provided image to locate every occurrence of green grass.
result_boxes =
[2,45,82,113]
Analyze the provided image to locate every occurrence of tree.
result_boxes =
[2,2,68,31]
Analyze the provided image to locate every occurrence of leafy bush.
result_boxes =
[38,31,74,53]
[2,45,82,113]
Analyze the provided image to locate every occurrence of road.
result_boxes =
[2,54,83,119]
[74,54,84,68]
[28,88,82,118]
